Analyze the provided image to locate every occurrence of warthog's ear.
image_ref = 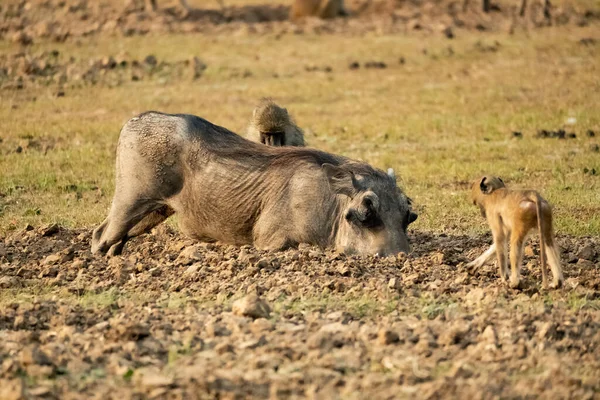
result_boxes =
[408,212,418,224]
[322,163,356,197]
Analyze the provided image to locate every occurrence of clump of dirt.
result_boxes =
[536,129,577,139]
[0,224,599,397]
[0,50,207,91]
[0,0,597,44]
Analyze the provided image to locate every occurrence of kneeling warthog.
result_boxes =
[92,112,417,256]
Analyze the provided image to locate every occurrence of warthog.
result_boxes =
[91,112,417,256]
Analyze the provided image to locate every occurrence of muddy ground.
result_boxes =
[0,225,599,398]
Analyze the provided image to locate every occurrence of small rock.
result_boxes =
[387,277,400,291]
[348,61,360,70]
[524,245,536,257]
[576,259,594,268]
[11,31,33,46]
[480,325,497,346]
[443,26,454,39]
[0,276,20,289]
[0,379,24,400]
[183,263,200,275]
[144,55,158,67]
[364,61,387,69]
[40,223,59,236]
[175,246,203,265]
[19,347,53,366]
[465,288,485,307]
[232,294,271,319]
[576,244,596,261]
[377,329,399,345]
[101,56,117,69]
[138,369,173,389]
[43,254,61,265]
[590,144,599,152]
[587,130,596,137]
[215,342,234,354]
[512,131,523,139]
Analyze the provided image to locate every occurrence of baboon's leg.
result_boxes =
[493,229,509,283]
[543,231,563,289]
[467,243,496,271]
[509,230,526,289]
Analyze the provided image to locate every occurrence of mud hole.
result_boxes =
[0,225,599,398]
[1,0,598,46]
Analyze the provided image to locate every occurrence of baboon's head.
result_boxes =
[324,164,417,256]
[253,98,289,132]
[471,175,506,211]
[252,98,290,146]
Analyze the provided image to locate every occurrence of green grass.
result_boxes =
[1,26,599,236]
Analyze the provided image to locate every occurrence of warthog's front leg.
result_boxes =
[91,197,164,256]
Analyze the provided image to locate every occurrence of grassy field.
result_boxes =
[1,25,599,237]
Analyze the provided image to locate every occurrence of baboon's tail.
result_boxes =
[531,193,548,288]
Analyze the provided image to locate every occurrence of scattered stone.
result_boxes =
[443,26,454,39]
[232,294,271,319]
[144,55,158,67]
[364,61,387,69]
[377,329,399,345]
[175,246,203,265]
[576,244,596,261]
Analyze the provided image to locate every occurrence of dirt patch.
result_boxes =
[1,0,598,44]
[1,224,599,397]
[0,49,207,91]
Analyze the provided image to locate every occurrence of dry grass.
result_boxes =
[1,25,599,237]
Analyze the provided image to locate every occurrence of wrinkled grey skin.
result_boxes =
[91,112,417,256]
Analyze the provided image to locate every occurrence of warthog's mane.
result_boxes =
[177,113,385,179]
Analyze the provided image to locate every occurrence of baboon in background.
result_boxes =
[468,175,564,290]
[247,98,305,147]
[290,0,348,20]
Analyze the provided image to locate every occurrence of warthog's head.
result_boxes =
[323,163,417,256]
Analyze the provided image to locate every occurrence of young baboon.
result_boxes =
[247,98,305,147]
[468,175,564,289]
[290,0,349,20]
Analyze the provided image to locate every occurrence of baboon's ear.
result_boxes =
[480,177,492,194]
[323,163,356,197]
